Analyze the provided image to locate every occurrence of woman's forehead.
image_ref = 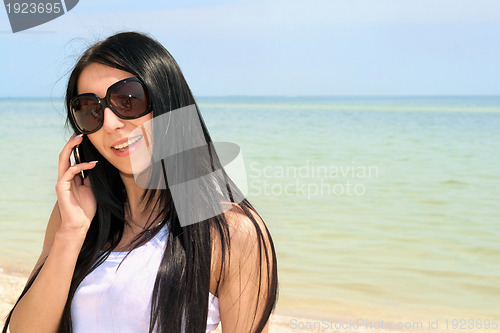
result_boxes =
[77,63,133,96]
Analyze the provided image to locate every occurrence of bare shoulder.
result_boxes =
[218,202,274,278]
[223,202,269,243]
[211,202,268,247]
[214,203,275,332]
[210,202,272,288]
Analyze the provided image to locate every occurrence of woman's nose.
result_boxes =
[101,107,125,132]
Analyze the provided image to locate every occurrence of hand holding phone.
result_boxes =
[55,134,98,240]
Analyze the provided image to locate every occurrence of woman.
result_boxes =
[3,32,278,333]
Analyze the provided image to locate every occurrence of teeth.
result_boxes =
[113,135,142,150]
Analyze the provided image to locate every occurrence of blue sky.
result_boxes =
[1,0,499,97]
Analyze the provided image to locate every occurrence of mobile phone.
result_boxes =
[73,145,87,179]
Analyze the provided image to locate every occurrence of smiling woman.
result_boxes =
[2,32,278,333]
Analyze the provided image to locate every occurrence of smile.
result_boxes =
[112,135,143,151]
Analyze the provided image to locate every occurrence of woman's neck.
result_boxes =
[119,171,159,227]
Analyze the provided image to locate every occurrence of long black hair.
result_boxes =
[3,32,278,333]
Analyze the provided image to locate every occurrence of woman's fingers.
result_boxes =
[58,133,84,181]
[56,162,98,197]
[58,161,98,186]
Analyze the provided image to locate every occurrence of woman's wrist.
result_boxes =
[54,227,87,253]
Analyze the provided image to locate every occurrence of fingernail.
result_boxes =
[74,134,83,140]
[90,161,98,164]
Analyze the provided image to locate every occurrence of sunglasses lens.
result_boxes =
[71,96,103,133]
[109,80,149,118]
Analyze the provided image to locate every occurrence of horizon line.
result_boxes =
[1,94,500,100]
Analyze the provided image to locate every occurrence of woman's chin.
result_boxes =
[119,163,164,189]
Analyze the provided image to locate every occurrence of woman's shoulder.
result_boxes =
[218,202,268,249]
[210,202,272,279]
[210,202,275,332]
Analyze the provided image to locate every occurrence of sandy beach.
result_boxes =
[0,270,25,326]
[0,269,434,333]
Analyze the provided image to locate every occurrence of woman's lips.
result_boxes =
[111,135,143,156]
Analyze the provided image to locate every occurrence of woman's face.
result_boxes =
[77,63,153,176]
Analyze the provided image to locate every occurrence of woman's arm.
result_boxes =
[8,134,97,333]
[217,206,276,333]
[9,203,86,332]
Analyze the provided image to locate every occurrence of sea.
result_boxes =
[0,96,499,327]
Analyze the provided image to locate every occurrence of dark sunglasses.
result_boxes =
[70,77,152,134]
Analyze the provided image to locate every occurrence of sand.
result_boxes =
[0,271,25,325]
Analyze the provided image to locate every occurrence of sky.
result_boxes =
[1,0,500,97]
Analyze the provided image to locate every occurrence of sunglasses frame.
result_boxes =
[70,77,152,134]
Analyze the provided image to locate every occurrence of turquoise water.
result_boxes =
[1,97,499,325]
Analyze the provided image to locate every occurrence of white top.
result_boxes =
[71,225,220,332]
